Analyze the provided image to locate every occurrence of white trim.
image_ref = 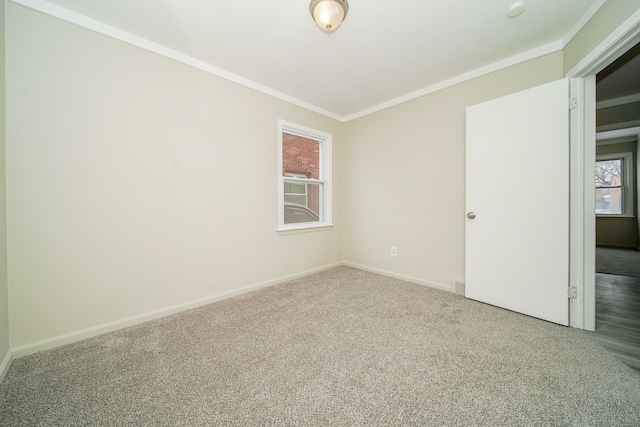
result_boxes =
[596,93,640,109]
[283,176,323,184]
[343,262,453,293]
[596,127,640,141]
[562,0,608,47]
[569,75,597,331]
[0,349,13,384]
[10,262,342,358]
[278,120,332,145]
[582,75,597,332]
[452,277,465,296]
[9,0,344,122]
[597,136,638,146]
[343,41,563,122]
[277,224,334,235]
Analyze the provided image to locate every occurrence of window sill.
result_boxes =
[596,215,636,219]
[277,224,334,236]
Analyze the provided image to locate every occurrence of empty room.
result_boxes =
[1,0,640,425]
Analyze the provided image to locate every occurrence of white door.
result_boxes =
[465,78,570,326]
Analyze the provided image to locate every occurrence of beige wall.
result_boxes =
[596,101,640,132]
[343,1,640,291]
[5,3,342,349]
[564,0,640,73]
[343,52,564,288]
[0,0,10,372]
[596,217,639,248]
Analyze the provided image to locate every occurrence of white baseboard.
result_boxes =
[452,277,466,296]
[11,262,343,359]
[0,349,13,384]
[344,262,453,292]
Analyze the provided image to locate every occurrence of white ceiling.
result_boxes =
[18,0,604,120]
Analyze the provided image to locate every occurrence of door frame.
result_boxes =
[567,11,640,330]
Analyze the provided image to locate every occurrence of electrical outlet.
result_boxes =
[390,246,397,257]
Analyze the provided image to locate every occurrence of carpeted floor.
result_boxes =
[1,266,640,426]
[596,247,640,278]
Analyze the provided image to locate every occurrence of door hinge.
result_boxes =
[569,97,578,110]
[568,286,577,299]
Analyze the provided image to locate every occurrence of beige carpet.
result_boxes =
[1,266,639,426]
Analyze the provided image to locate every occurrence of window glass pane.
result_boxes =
[284,180,306,206]
[282,133,320,179]
[284,182,323,224]
[595,188,622,214]
[305,183,322,218]
[595,160,622,188]
[284,182,306,195]
[284,194,307,206]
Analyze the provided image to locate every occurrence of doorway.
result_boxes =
[592,42,640,371]
[567,14,640,332]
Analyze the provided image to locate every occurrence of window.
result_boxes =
[595,152,634,216]
[278,120,332,231]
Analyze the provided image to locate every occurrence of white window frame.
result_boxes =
[277,120,333,233]
[595,151,634,217]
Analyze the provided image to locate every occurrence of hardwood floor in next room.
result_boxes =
[595,273,640,372]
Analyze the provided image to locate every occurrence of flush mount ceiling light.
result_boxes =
[310,0,349,34]
[507,1,525,18]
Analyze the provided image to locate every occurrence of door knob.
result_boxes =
[467,212,476,219]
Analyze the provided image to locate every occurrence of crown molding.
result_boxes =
[562,0,607,47]
[9,0,345,122]
[10,0,611,123]
[342,41,563,122]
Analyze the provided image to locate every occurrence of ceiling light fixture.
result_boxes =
[310,0,349,34]
[507,1,525,18]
